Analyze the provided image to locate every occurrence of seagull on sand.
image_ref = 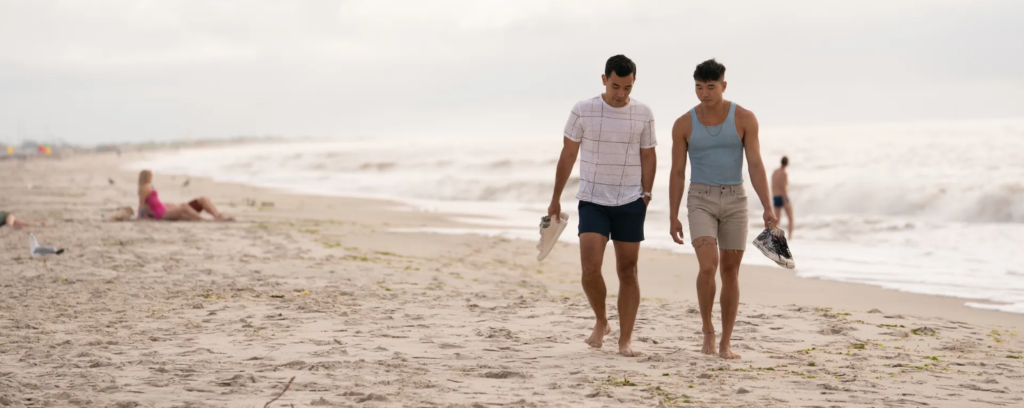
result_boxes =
[30,233,65,273]
[30,234,65,257]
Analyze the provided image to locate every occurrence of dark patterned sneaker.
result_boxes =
[752,228,795,269]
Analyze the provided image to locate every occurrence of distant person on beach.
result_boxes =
[547,54,657,357]
[137,170,235,221]
[771,156,794,239]
[0,211,43,229]
[668,59,777,359]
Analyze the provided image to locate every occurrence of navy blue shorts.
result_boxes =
[773,196,785,207]
[578,198,647,242]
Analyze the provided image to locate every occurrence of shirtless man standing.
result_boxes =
[771,156,794,238]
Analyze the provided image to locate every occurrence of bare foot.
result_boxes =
[701,331,717,355]
[584,320,611,349]
[719,343,742,360]
[214,215,236,222]
[619,341,642,357]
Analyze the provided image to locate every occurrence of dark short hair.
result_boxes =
[781,156,789,166]
[605,55,636,79]
[694,58,726,82]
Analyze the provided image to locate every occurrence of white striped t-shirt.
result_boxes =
[563,96,657,206]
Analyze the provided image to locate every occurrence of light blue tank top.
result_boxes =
[688,102,744,186]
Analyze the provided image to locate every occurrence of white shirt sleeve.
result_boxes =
[640,111,657,149]
[563,102,584,142]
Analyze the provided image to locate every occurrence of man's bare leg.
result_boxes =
[784,203,794,239]
[693,237,720,355]
[612,240,642,357]
[719,249,744,359]
[580,232,611,348]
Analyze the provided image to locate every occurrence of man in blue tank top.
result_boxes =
[668,59,778,359]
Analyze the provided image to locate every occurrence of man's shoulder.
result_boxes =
[731,103,758,132]
[573,96,603,111]
[734,103,756,120]
[673,108,693,131]
[628,98,654,116]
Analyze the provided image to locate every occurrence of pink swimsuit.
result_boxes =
[144,189,168,219]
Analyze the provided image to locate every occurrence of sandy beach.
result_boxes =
[2,152,1022,408]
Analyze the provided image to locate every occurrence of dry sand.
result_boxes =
[1,152,1022,407]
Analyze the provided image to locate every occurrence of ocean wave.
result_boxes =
[965,302,1024,314]
[192,148,1024,224]
[788,181,1024,224]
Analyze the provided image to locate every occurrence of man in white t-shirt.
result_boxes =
[548,55,657,357]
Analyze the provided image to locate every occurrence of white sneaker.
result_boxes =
[537,213,569,262]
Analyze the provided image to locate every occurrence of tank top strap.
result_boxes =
[690,107,699,125]
[725,102,737,124]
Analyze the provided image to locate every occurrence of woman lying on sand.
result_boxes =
[0,211,43,229]
[137,170,234,221]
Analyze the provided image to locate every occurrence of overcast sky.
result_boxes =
[1,0,1022,144]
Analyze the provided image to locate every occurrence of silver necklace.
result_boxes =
[698,105,725,137]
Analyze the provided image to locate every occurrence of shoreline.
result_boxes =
[120,149,1022,325]
[121,137,1024,317]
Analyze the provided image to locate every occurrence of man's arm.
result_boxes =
[782,171,790,202]
[138,186,150,218]
[640,147,656,204]
[669,114,690,244]
[550,103,584,221]
[739,107,779,229]
[639,115,657,205]
[548,137,581,220]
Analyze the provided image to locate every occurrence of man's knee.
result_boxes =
[615,255,637,272]
[616,264,638,285]
[720,264,740,284]
[581,261,602,278]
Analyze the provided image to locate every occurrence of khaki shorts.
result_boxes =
[686,183,749,250]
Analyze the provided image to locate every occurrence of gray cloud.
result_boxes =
[1,0,1021,144]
